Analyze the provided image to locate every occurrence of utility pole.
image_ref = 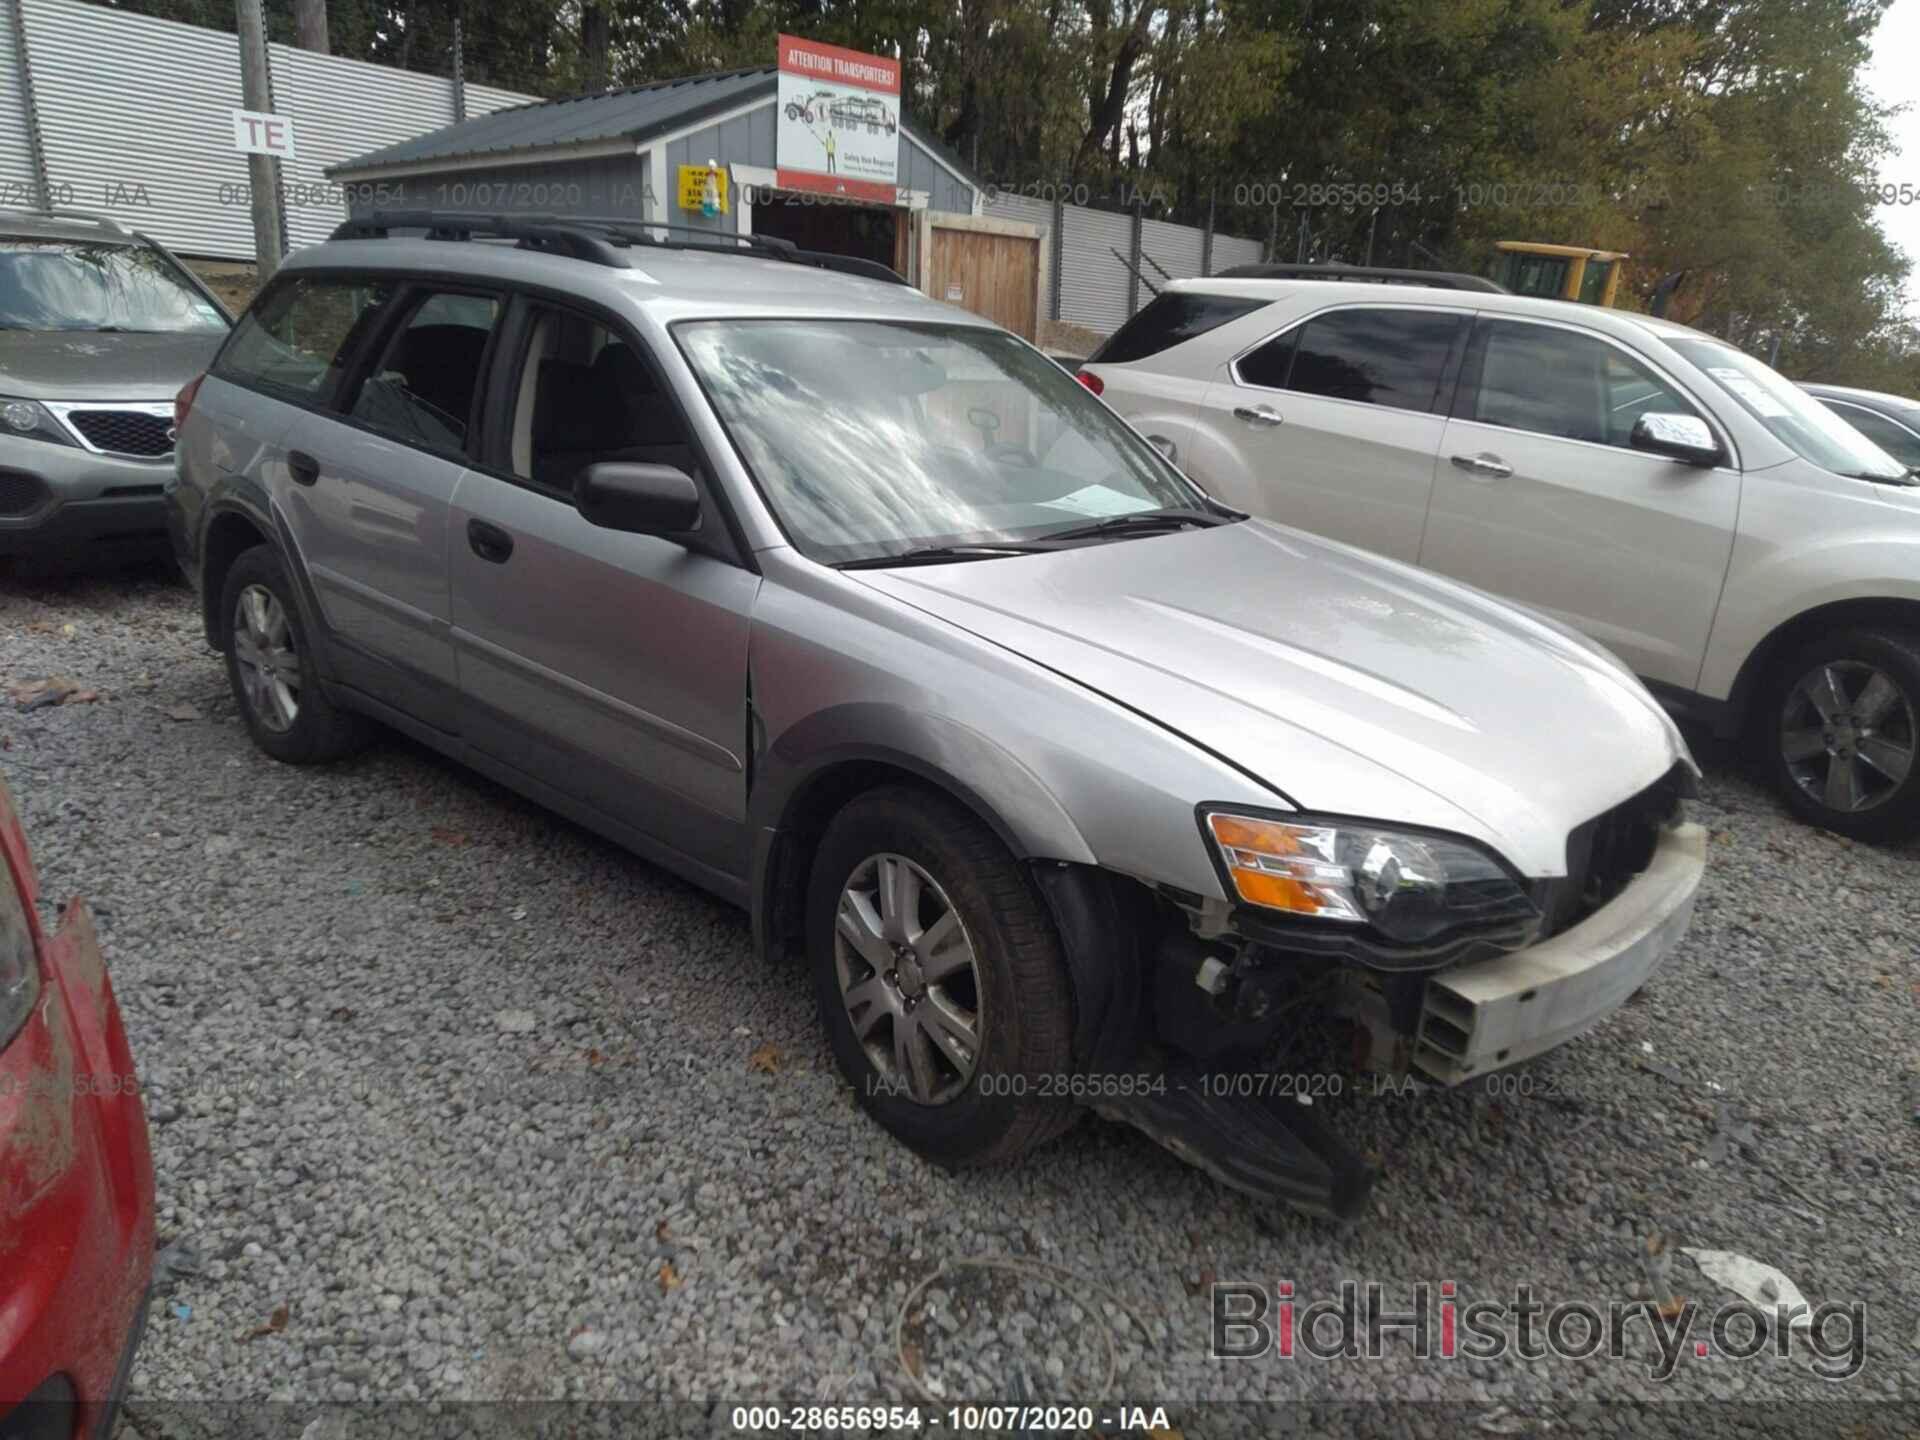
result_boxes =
[293,0,328,53]
[236,0,281,281]
[452,17,466,122]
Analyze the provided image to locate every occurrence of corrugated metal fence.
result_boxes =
[0,0,534,257]
[986,190,1267,336]
[4,0,1257,318]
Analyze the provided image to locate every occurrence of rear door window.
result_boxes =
[1240,307,1465,410]
[347,289,502,456]
[218,275,397,405]
[1092,291,1269,364]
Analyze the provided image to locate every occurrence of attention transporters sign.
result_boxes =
[775,35,901,205]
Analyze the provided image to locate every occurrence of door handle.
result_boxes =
[287,449,320,487]
[1450,452,1514,480]
[1232,404,1284,428]
[1145,433,1178,463]
[466,518,515,564]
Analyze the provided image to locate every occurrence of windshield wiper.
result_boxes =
[834,543,1052,570]
[1041,505,1238,545]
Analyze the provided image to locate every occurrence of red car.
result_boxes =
[0,773,153,1440]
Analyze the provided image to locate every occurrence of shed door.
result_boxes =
[929,225,1039,340]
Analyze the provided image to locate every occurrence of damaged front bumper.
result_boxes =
[1412,822,1707,1085]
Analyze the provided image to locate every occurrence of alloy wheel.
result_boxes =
[1779,660,1916,814]
[232,584,302,734]
[833,852,983,1105]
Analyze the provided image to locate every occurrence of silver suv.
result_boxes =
[0,210,231,564]
[169,214,1705,1216]
[1084,278,1920,840]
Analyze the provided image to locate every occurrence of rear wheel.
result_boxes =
[220,546,369,765]
[1760,627,1920,842]
[807,786,1079,1167]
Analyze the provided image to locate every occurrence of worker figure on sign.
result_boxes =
[825,128,837,175]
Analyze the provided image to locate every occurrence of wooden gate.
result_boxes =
[919,212,1044,340]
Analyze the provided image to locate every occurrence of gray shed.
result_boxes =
[327,66,1050,337]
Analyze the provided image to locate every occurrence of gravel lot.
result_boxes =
[2,566,1915,1435]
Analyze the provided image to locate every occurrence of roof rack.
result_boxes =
[330,210,913,286]
[0,207,132,236]
[1211,261,1506,294]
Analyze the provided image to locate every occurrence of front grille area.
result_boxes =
[1543,763,1691,935]
[67,409,172,458]
[0,469,48,516]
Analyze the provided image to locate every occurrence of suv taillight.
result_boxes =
[1076,369,1104,396]
[174,373,206,434]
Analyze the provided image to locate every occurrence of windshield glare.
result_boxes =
[676,320,1206,564]
[0,240,228,334]
[1668,338,1907,480]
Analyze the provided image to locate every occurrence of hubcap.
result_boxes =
[833,852,982,1106]
[232,584,301,734]
[1780,660,1915,814]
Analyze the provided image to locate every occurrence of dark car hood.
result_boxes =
[0,330,225,402]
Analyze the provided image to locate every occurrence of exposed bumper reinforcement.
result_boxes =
[1414,821,1707,1085]
[1095,1063,1376,1219]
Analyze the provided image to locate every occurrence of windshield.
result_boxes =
[675,319,1210,564]
[0,240,228,334]
[1667,338,1907,481]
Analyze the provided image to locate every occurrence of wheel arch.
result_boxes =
[198,504,272,648]
[751,750,1159,1075]
[1724,597,1920,734]
[749,736,1097,968]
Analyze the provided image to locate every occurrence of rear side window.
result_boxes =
[219,275,396,404]
[1263,307,1465,410]
[347,290,501,455]
[1093,291,1268,364]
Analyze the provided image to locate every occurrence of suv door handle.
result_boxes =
[1232,404,1284,428]
[287,449,320,487]
[1450,452,1513,480]
[467,518,515,564]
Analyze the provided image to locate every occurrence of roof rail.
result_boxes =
[330,210,914,286]
[0,207,132,235]
[332,210,636,268]
[1211,261,1506,294]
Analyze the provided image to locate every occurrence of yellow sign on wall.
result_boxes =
[677,164,729,215]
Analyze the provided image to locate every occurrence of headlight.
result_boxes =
[0,396,77,448]
[1204,811,1538,944]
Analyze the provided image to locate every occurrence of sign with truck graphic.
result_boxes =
[775,34,901,204]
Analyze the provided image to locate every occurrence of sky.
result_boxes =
[1866,0,1920,311]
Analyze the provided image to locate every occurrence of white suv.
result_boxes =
[1083,278,1920,840]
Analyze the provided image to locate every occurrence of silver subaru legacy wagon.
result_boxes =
[168,214,1705,1217]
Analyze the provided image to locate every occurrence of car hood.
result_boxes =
[853,519,1694,877]
[0,330,225,401]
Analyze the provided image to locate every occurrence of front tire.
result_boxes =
[1760,627,1920,842]
[806,786,1079,1167]
[220,545,369,765]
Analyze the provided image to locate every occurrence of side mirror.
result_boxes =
[573,462,702,536]
[1630,412,1723,467]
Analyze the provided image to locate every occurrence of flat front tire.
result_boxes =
[220,545,369,765]
[807,786,1079,1167]
[1761,626,1920,842]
